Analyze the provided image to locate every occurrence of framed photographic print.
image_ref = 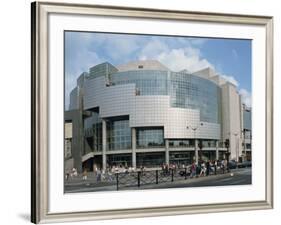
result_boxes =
[31,1,273,224]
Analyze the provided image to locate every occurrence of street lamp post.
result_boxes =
[198,140,203,162]
[234,133,239,162]
[187,123,203,164]
[224,139,230,172]
[242,129,246,161]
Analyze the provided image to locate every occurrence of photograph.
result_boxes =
[31,2,273,223]
[64,31,252,193]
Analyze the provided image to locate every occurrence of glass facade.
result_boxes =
[169,72,221,123]
[111,70,168,95]
[84,112,102,151]
[169,151,195,165]
[201,151,217,161]
[107,119,131,150]
[168,139,194,148]
[136,152,165,167]
[107,154,132,167]
[89,62,118,79]
[201,140,217,148]
[111,70,221,123]
[136,127,164,148]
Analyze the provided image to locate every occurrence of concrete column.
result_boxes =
[102,119,107,171]
[165,139,169,165]
[195,139,199,164]
[216,140,219,160]
[132,128,136,169]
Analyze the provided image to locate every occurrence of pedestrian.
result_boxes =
[82,169,87,180]
[65,171,70,180]
[214,160,217,175]
[190,162,196,178]
[223,159,228,173]
[96,168,101,182]
[165,163,169,175]
[221,159,226,174]
[200,162,206,177]
[206,160,210,176]
[196,162,200,177]
[101,169,106,181]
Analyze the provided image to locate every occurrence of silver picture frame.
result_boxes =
[31,1,273,223]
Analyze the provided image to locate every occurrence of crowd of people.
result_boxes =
[65,159,230,182]
[160,159,229,178]
[188,159,229,178]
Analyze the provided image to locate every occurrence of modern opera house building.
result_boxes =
[64,60,251,172]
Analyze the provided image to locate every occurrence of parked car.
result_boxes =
[237,161,252,168]
[228,160,238,169]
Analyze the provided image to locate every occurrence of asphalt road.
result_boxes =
[65,168,252,193]
[145,167,252,189]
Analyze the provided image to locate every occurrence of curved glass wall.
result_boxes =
[110,70,221,124]
[169,72,221,123]
[107,119,131,150]
[111,70,168,95]
[136,127,164,148]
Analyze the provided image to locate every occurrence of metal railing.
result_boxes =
[115,167,227,190]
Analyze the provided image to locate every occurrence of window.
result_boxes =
[169,139,194,148]
[136,127,164,148]
[107,119,131,150]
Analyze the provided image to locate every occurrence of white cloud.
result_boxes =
[138,38,213,73]
[65,33,104,109]
[156,47,213,72]
[138,38,169,60]
[239,88,252,107]
[103,35,140,60]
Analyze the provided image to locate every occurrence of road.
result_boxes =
[65,168,252,193]
[144,167,251,190]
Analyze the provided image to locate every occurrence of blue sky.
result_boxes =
[65,31,252,109]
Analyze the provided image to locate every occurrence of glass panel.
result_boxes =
[107,154,132,167]
[169,72,221,123]
[111,70,168,95]
[201,140,216,148]
[136,152,165,168]
[136,127,164,148]
[169,151,195,166]
[84,112,102,151]
[107,119,132,150]
[169,139,195,148]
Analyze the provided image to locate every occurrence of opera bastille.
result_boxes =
[64,60,251,172]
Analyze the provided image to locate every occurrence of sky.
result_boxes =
[65,31,252,109]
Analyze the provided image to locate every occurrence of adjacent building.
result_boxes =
[65,60,251,172]
[242,104,252,161]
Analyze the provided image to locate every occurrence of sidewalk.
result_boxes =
[65,168,249,192]
[124,171,234,190]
